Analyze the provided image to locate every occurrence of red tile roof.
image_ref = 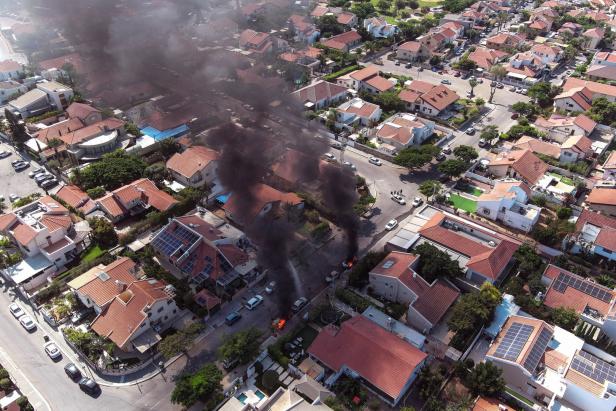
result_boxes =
[489,149,548,184]
[349,65,380,81]
[293,80,348,104]
[60,118,125,146]
[11,221,37,246]
[40,214,72,233]
[563,77,616,99]
[575,209,616,232]
[97,194,126,218]
[55,185,96,214]
[98,179,178,219]
[573,114,597,134]
[587,187,616,206]
[38,53,89,74]
[74,257,138,308]
[473,397,515,411]
[365,75,394,92]
[271,148,314,185]
[595,227,616,252]
[35,118,84,143]
[91,278,171,348]
[173,215,223,242]
[194,288,221,310]
[398,41,422,52]
[420,85,459,111]
[512,136,561,158]
[308,316,427,400]
[223,183,302,222]
[0,60,21,72]
[66,102,100,121]
[321,30,362,50]
[43,237,71,254]
[0,213,17,231]
[542,264,615,316]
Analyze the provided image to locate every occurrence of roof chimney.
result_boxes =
[115,280,127,293]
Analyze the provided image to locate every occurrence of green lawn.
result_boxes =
[81,245,104,263]
[457,183,483,197]
[548,172,574,186]
[505,387,535,407]
[450,194,477,213]
[418,0,442,6]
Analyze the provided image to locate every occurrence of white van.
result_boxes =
[245,295,264,310]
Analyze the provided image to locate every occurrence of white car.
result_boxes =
[9,303,24,318]
[265,281,276,294]
[391,194,406,205]
[0,151,11,158]
[324,153,336,162]
[44,341,62,360]
[245,295,264,310]
[9,194,20,203]
[478,138,487,147]
[411,197,423,207]
[385,219,398,231]
[368,157,382,166]
[19,315,36,331]
[292,297,308,312]
[441,79,451,85]
[442,144,452,154]
[342,161,356,170]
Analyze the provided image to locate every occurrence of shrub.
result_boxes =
[86,186,106,199]
[261,370,279,391]
[335,288,371,312]
[0,378,11,391]
[557,207,572,220]
[0,368,8,379]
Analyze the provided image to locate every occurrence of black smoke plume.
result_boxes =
[27,0,359,313]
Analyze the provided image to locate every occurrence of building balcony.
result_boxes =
[41,236,75,261]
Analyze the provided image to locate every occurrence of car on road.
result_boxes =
[9,303,24,318]
[511,113,519,119]
[405,62,412,68]
[265,281,276,294]
[292,297,308,312]
[441,79,451,85]
[436,152,446,161]
[395,60,400,66]
[509,86,517,91]
[78,378,100,396]
[9,194,20,203]
[478,138,487,147]
[325,270,339,283]
[19,315,36,331]
[40,179,59,189]
[342,161,356,170]
[385,219,398,231]
[454,71,461,77]
[0,151,10,159]
[245,295,264,310]
[34,173,53,183]
[324,153,336,162]
[225,311,242,326]
[28,168,45,178]
[442,144,452,154]
[496,82,504,89]
[465,127,476,135]
[10,159,23,166]
[14,162,29,171]
[44,341,62,360]
[411,197,423,207]
[64,363,82,381]
[520,89,527,95]
[368,156,382,166]
[390,193,406,205]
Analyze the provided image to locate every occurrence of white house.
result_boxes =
[335,97,382,130]
[0,60,23,81]
[375,113,435,151]
[476,180,541,232]
[534,114,597,143]
[166,146,219,188]
[8,81,73,119]
[399,80,460,117]
[0,80,27,104]
[363,17,399,38]
[292,80,349,110]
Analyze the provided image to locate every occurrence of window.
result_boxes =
[157,306,164,313]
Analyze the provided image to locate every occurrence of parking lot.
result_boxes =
[0,142,62,209]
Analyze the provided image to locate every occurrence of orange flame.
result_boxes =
[277,319,287,330]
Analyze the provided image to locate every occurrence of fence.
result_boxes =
[345,140,396,162]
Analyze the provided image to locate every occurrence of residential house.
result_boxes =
[472,397,515,411]
[150,211,257,289]
[65,102,103,126]
[396,41,427,62]
[468,47,509,71]
[0,60,23,81]
[341,66,394,94]
[193,288,221,315]
[363,17,399,38]
[368,251,460,333]
[413,211,519,285]
[239,29,287,55]
[59,117,127,162]
[486,32,524,51]
[568,209,616,262]
[96,178,178,223]
[399,80,460,117]
[487,149,549,186]
[269,148,317,191]
[486,314,616,411]
[529,43,563,65]
[91,277,179,352]
[375,113,435,153]
[558,22,583,37]
[166,146,219,189]
[335,97,382,130]
[555,78,616,113]
[254,377,333,411]
[587,51,616,81]
[602,150,616,179]
[534,114,597,142]
[68,257,140,314]
[476,180,541,232]
[0,196,85,290]
[0,80,26,104]
[583,27,605,50]
[279,47,322,75]
[292,80,348,110]
[505,51,544,79]
[310,5,357,27]
[307,315,428,406]
[55,185,97,215]
[8,81,73,119]
[223,183,303,225]
[320,30,362,52]
[288,15,320,44]
[510,134,593,163]
[585,187,616,216]
[335,11,357,28]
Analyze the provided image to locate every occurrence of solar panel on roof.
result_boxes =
[552,272,613,303]
[571,350,616,385]
[382,260,395,269]
[523,327,553,373]
[494,323,534,361]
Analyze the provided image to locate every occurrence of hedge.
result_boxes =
[335,288,371,312]
[323,65,360,82]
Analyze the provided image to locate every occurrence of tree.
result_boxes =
[170,363,223,408]
[159,323,204,359]
[361,90,405,112]
[394,144,440,169]
[144,163,169,185]
[468,78,478,97]
[124,122,142,137]
[377,0,392,11]
[415,242,463,282]
[395,0,406,9]
[88,217,118,248]
[416,366,445,401]
[588,97,616,126]
[453,145,478,162]
[4,109,28,150]
[456,57,477,71]
[490,64,507,80]
[528,82,561,107]
[317,15,345,37]
[597,274,615,289]
[429,55,442,67]
[514,243,544,277]
[557,206,572,220]
[511,101,539,119]
[78,150,147,190]
[86,186,106,199]
[438,159,468,177]
[352,2,376,19]
[466,362,505,397]
[448,283,501,338]
[419,180,442,199]
[551,307,578,331]
[218,327,263,364]
[159,139,180,159]
[480,125,499,142]
[408,0,419,8]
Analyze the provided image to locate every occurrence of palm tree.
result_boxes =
[468,78,478,97]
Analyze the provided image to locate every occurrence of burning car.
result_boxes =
[341,257,357,270]
[272,318,287,331]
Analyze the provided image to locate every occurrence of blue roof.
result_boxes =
[216,193,231,204]
[485,294,520,338]
[140,124,189,141]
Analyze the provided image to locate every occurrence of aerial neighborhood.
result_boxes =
[1,0,616,410]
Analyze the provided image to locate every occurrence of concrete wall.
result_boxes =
[368,273,416,305]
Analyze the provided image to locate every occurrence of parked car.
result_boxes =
[34,173,54,183]
[405,62,412,68]
[390,193,406,205]
[478,138,487,147]
[9,303,24,318]
[342,161,356,170]
[465,127,476,135]
[225,311,242,326]
[14,162,29,171]
[325,271,339,283]
[64,363,82,381]
[330,141,342,149]
[324,153,336,162]
[9,194,20,203]
[291,297,308,312]
[520,89,527,95]
[44,341,62,360]
[442,144,452,154]
[222,357,239,370]
[395,60,400,66]
[368,156,382,166]
[385,219,398,231]
[441,79,451,85]
[19,315,36,331]
[496,82,504,89]
[245,295,264,310]
[10,159,23,166]
[0,151,11,159]
[411,197,423,207]
[78,378,100,395]
[509,86,517,92]
[28,168,44,178]
[436,152,446,161]
[40,179,59,189]
[265,281,276,294]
